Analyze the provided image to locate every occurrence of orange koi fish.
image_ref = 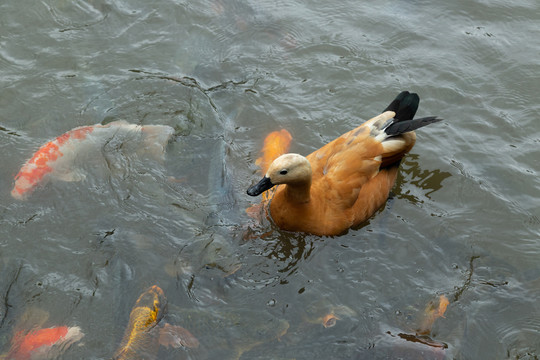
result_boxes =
[11,120,174,200]
[417,295,449,335]
[246,129,292,220]
[3,326,84,360]
[388,295,450,352]
[113,285,198,360]
[255,129,293,177]
[321,313,339,328]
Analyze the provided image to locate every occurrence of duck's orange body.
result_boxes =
[247,91,442,236]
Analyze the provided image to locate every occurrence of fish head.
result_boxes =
[132,285,167,325]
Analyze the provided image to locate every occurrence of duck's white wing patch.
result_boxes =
[381,138,407,154]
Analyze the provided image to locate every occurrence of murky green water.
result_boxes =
[1,0,539,359]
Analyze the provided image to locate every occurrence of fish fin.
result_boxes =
[257,129,293,175]
[64,326,85,344]
[103,119,130,127]
[159,323,199,349]
[139,125,175,160]
[15,307,50,331]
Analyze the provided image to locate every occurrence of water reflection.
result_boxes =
[395,154,452,203]
[2,0,540,357]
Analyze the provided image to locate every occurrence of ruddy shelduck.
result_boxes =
[247,91,442,236]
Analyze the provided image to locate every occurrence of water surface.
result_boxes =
[1,0,539,359]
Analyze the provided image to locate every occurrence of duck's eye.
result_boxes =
[279,169,288,175]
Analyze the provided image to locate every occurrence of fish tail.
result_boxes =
[257,129,292,175]
[11,186,26,200]
[140,125,175,159]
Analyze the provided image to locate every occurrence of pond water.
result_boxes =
[1,0,539,359]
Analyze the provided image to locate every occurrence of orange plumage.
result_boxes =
[247,91,442,236]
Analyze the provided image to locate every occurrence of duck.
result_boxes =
[246,91,442,236]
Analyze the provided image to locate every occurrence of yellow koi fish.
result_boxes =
[113,285,198,360]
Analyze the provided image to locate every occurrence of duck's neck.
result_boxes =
[284,181,311,204]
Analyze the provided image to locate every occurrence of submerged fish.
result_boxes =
[416,295,449,335]
[255,129,293,178]
[1,326,84,360]
[167,304,289,359]
[113,285,198,360]
[11,120,174,200]
[302,299,357,328]
[388,294,450,354]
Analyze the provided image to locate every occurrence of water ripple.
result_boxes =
[40,0,110,31]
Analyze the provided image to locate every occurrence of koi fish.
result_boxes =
[255,129,293,177]
[166,304,289,360]
[302,300,356,329]
[388,295,450,353]
[113,285,198,360]
[11,120,174,200]
[2,326,84,360]
[417,295,449,335]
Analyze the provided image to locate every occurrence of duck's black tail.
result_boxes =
[383,91,442,136]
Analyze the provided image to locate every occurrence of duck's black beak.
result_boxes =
[247,176,274,196]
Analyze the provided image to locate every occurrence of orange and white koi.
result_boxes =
[2,326,84,360]
[11,120,174,200]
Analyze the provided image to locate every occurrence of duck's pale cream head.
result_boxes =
[247,153,312,196]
